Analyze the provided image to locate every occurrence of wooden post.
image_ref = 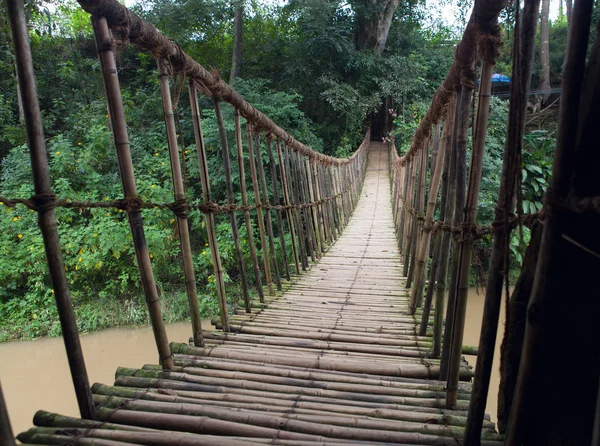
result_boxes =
[246,125,275,296]
[398,159,411,254]
[266,138,291,280]
[317,163,333,245]
[411,102,454,314]
[433,87,462,359]
[440,78,472,379]
[277,141,301,274]
[402,158,417,267]
[235,111,264,301]
[465,0,540,438]
[302,156,319,259]
[255,132,282,291]
[446,60,494,409]
[157,60,203,346]
[213,99,251,312]
[93,16,173,370]
[7,0,96,420]
[189,82,230,331]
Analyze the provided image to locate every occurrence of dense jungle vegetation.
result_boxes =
[0,0,577,340]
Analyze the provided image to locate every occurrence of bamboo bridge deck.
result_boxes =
[17,144,500,445]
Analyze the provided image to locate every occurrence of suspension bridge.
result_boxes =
[3,0,600,444]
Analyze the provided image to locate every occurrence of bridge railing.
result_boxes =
[3,0,369,424]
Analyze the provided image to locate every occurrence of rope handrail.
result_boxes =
[75,0,365,166]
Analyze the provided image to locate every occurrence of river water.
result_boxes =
[1,291,505,436]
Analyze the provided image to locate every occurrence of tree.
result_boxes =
[352,0,400,55]
[229,0,243,84]
[538,0,551,106]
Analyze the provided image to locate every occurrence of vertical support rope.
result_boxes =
[92,16,173,370]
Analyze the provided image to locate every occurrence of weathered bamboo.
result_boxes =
[317,163,333,246]
[93,384,491,429]
[19,427,252,446]
[189,82,229,331]
[7,0,96,419]
[326,165,340,240]
[214,98,251,312]
[266,138,291,280]
[407,141,428,290]
[311,160,326,253]
[292,151,313,263]
[170,343,473,380]
[421,99,455,336]
[235,111,264,300]
[506,1,597,442]
[410,136,438,310]
[430,123,441,174]
[246,125,275,296]
[285,144,308,270]
[93,16,173,370]
[402,158,417,265]
[404,148,424,281]
[297,153,317,261]
[466,0,540,439]
[439,78,472,379]
[446,60,494,409]
[276,141,301,274]
[433,86,462,359]
[305,158,322,256]
[157,60,203,346]
[397,158,411,253]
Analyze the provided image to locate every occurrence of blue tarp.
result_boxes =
[491,73,511,83]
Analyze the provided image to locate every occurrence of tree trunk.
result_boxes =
[229,0,243,84]
[565,0,572,26]
[353,0,400,55]
[539,0,551,106]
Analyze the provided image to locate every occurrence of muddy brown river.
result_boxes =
[1,290,505,435]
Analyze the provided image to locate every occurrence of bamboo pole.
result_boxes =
[406,139,429,290]
[317,163,333,246]
[292,151,313,264]
[506,1,596,442]
[402,158,417,265]
[7,0,96,419]
[276,141,301,274]
[305,158,322,256]
[235,111,264,301]
[326,165,339,240]
[439,78,472,379]
[403,150,422,280]
[266,138,291,280]
[446,60,494,409]
[398,158,411,254]
[420,99,455,336]
[255,132,283,291]
[311,160,327,254]
[301,155,319,260]
[189,82,229,331]
[92,16,173,370]
[246,125,275,296]
[411,102,454,314]
[433,86,462,359]
[285,145,308,270]
[296,153,316,262]
[214,98,251,312]
[465,0,540,439]
[157,60,203,346]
